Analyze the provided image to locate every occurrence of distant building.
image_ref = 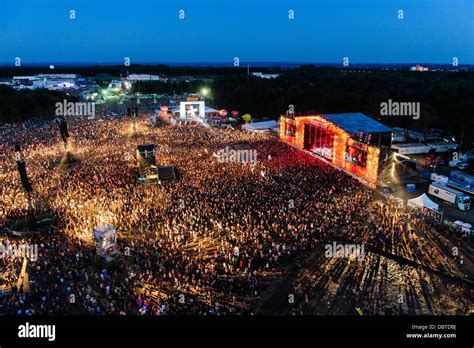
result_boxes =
[13,76,39,82]
[13,74,78,90]
[37,74,78,79]
[127,74,164,82]
[250,72,280,79]
[410,65,429,72]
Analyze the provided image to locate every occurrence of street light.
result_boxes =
[200,87,210,97]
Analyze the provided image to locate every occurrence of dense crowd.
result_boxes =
[0,114,472,315]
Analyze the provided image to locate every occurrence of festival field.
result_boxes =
[1,116,472,315]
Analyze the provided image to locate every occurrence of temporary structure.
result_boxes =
[242,120,278,133]
[407,193,439,210]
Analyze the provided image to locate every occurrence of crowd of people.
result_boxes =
[0,112,472,315]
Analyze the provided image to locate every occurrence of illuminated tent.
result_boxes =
[407,193,439,210]
[242,120,279,133]
[205,106,220,114]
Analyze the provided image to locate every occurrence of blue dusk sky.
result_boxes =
[0,0,473,64]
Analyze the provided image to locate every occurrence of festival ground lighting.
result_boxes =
[200,87,210,97]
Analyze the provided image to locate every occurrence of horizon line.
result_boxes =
[0,61,472,67]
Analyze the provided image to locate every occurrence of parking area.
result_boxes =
[392,181,473,224]
[390,152,474,225]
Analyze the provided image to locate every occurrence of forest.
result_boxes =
[0,85,74,124]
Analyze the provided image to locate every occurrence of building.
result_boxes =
[13,76,38,82]
[391,142,458,155]
[13,74,78,90]
[37,74,78,79]
[410,65,430,72]
[127,74,164,82]
[280,113,393,187]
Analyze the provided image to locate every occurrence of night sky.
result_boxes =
[0,0,473,64]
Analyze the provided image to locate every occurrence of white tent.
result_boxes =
[242,120,279,133]
[205,106,220,114]
[407,193,439,210]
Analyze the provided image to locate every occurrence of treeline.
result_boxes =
[0,85,75,123]
[212,66,474,147]
[0,65,266,78]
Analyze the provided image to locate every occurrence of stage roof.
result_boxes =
[322,113,392,135]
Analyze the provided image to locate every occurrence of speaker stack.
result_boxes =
[15,144,33,192]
